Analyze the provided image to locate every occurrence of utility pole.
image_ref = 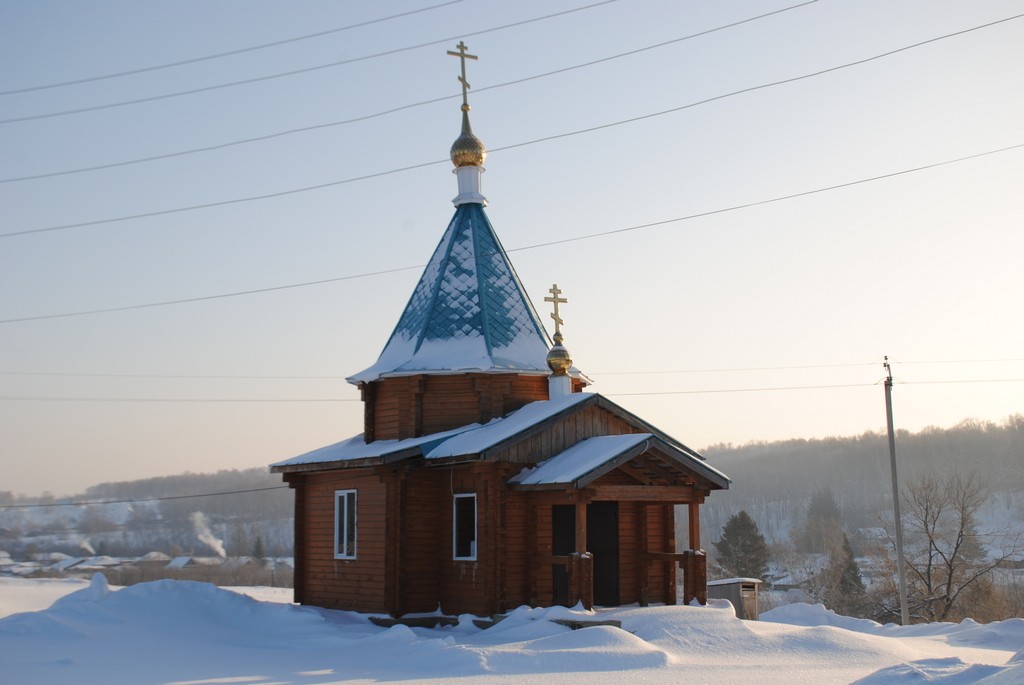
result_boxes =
[884,356,910,625]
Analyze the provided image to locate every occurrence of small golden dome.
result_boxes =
[546,333,573,376]
[451,106,486,167]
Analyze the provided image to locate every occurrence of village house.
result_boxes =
[271,43,730,618]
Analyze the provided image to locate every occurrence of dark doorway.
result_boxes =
[551,505,575,606]
[587,501,620,605]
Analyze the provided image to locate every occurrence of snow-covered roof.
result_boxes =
[348,203,561,384]
[50,557,85,572]
[8,562,43,576]
[136,551,171,563]
[166,556,224,569]
[423,393,593,459]
[508,432,730,490]
[166,556,193,570]
[508,434,651,487]
[31,552,71,562]
[708,578,763,587]
[273,392,729,489]
[271,421,487,470]
[80,556,121,568]
[272,393,591,470]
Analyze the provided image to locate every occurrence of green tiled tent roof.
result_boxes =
[348,203,553,384]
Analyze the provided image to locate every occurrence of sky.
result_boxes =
[1,0,1023,497]
[2,575,1023,684]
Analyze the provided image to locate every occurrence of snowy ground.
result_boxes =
[1,576,1022,685]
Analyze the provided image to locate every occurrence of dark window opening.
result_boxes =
[453,494,477,560]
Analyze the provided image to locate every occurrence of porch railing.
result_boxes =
[550,552,594,609]
[548,548,706,609]
[641,549,707,605]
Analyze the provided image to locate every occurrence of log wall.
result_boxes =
[363,373,584,441]
[292,469,389,613]
[436,462,496,616]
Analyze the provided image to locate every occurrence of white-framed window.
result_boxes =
[453,493,477,560]
[334,489,357,559]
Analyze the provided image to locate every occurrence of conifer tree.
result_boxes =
[821,533,866,615]
[252,533,266,567]
[714,510,771,581]
[796,487,843,553]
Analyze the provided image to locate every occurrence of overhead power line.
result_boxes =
[1,140,1020,325]
[4,358,1021,380]
[597,362,878,375]
[0,0,819,184]
[892,358,1024,366]
[0,486,290,510]
[4,11,1021,239]
[0,0,619,124]
[0,396,357,403]
[0,371,348,380]
[499,143,1024,250]
[0,264,425,322]
[606,378,1024,397]
[0,1,466,96]
[900,378,1024,386]
[2,158,448,238]
[3,378,1021,404]
[0,361,879,379]
[606,383,878,396]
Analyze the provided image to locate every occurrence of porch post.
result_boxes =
[638,503,649,607]
[684,501,707,605]
[574,494,592,609]
[526,500,537,606]
[688,501,701,551]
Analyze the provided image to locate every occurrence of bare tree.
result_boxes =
[870,471,1021,623]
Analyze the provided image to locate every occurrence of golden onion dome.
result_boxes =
[546,333,573,376]
[451,106,486,167]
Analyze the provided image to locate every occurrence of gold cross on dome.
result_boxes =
[447,41,478,109]
[544,284,568,337]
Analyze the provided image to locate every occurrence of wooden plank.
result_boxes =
[589,485,700,503]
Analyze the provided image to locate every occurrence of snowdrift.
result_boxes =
[0,575,1020,685]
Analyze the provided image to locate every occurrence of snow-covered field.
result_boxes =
[1,576,1022,685]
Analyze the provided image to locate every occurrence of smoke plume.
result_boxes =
[190,512,226,558]
[73,535,96,555]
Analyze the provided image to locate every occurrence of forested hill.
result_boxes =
[2,416,1021,558]
[0,468,292,558]
[699,414,1024,544]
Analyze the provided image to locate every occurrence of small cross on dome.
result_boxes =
[446,41,478,112]
[544,284,568,339]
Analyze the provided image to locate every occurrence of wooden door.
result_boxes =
[587,501,620,606]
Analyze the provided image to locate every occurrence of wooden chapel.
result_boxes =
[271,43,730,617]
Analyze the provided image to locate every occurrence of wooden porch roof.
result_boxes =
[507,433,729,492]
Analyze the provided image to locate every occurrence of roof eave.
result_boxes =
[270,448,421,474]
[646,436,731,489]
